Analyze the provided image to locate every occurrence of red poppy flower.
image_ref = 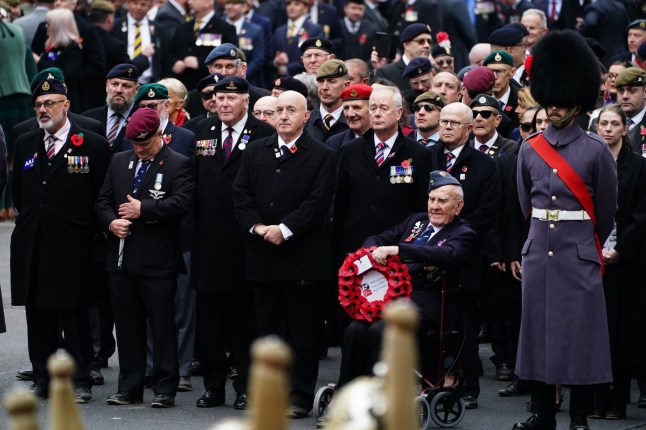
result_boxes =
[289,145,298,153]
[401,159,411,168]
[641,127,646,136]
[71,133,84,147]
[359,34,367,44]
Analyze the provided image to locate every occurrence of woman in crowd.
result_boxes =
[159,78,190,126]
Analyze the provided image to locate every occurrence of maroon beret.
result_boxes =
[340,84,373,101]
[126,108,160,142]
[463,66,496,93]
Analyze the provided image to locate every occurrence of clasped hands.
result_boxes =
[109,195,141,238]
[254,224,285,245]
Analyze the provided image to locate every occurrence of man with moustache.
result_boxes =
[413,91,446,147]
[191,76,274,410]
[11,77,110,402]
[306,59,350,143]
[327,83,372,153]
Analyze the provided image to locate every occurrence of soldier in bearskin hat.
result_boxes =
[513,30,618,430]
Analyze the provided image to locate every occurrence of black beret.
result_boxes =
[469,94,500,111]
[488,25,525,46]
[32,78,66,102]
[273,76,309,99]
[428,170,461,191]
[197,73,225,92]
[106,63,140,81]
[299,37,335,54]
[431,45,452,58]
[213,76,249,94]
[400,23,432,43]
[402,57,433,78]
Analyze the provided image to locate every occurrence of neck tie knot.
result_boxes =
[445,152,455,171]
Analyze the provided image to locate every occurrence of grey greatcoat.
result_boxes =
[516,123,617,385]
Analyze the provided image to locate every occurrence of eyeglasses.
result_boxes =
[473,110,496,119]
[139,101,165,109]
[33,100,65,111]
[489,68,510,76]
[254,110,275,117]
[412,38,433,46]
[414,104,435,112]
[200,90,216,100]
[436,58,453,66]
[520,122,533,132]
[439,119,468,127]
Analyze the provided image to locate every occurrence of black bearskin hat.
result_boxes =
[530,30,600,112]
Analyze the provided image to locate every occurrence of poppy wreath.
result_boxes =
[338,246,412,323]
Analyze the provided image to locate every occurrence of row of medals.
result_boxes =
[67,156,89,173]
[390,166,413,184]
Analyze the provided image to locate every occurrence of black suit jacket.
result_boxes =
[11,123,110,309]
[534,0,583,30]
[384,0,444,41]
[82,105,132,154]
[470,134,518,159]
[155,1,187,39]
[192,115,275,294]
[579,0,630,66]
[95,144,194,277]
[340,19,378,61]
[12,112,104,145]
[182,112,208,133]
[629,114,646,154]
[233,130,336,281]
[89,27,132,110]
[375,58,409,91]
[438,0,477,71]
[306,107,349,143]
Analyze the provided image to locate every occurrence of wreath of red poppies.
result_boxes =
[338,247,412,322]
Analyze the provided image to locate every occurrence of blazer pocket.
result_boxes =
[521,239,532,256]
[577,242,600,265]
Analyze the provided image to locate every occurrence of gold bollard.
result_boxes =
[47,349,85,430]
[3,388,40,430]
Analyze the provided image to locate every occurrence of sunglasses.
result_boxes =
[473,110,496,119]
[200,90,216,100]
[520,122,533,132]
[436,58,453,66]
[414,104,436,112]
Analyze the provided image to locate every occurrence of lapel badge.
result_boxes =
[128,160,134,170]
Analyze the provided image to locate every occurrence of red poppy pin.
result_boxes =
[462,165,467,172]
[401,159,411,168]
[71,133,84,147]
[640,126,646,136]
[163,133,172,144]
[358,34,367,44]
[289,145,298,154]
[505,105,512,112]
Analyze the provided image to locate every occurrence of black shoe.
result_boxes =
[107,391,143,405]
[463,395,478,409]
[91,369,105,386]
[74,386,93,404]
[196,389,225,408]
[151,394,175,408]
[512,413,556,430]
[605,409,625,420]
[499,380,529,397]
[569,415,589,430]
[29,383,47,399]
[178,376,192,392]
[233,393,248,410]
[496,363,513,381]
[285,404,309,419]
[638,395,646,408]
[16,368,34,381]
[227,366,239,380]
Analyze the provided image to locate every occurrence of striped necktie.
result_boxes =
[445,152,455,171]
[375,142,386,166]
[412,225,434,245]
[46,135,57,159]
[107,113,121,146]
[222,127,234,159]
[288,22,296,38]
[133,22,142,58]
[478,144,488,153]
[194,18,202,38]
[323,113,333,131]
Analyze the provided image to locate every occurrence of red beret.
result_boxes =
[463,66,496,93]
[126,108,160,142]
[340,84,373,101]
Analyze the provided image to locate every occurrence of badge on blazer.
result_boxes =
[149,174,165,199]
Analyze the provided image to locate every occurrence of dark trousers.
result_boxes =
[491,272,522,368]
[456,291,480,397]
[530,381,594,417]
[26,304,93,391]
[253,281,326,410]
[195,289,256,395]
[337,319,385,388]
[90,262,115,367]
[109,272,179,396]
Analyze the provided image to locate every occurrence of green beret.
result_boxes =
[30,67,65,92]
[4,0,18,7]
[483,50,514,67]
[91,0,115,12]
[615,67,646,88]
[134,83,168,106]
[413,91,446,108]
[316,59,348,81]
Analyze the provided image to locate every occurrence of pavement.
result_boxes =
[1,220,646,429]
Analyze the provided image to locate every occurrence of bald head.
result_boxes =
[275,90,310,143]
[469,43,491,66]
[439,102,473,150]
[253,96,278,127]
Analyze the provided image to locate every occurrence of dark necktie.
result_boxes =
[549,0,557,22]
[323,113,333,131]
[46,135,57,159]
[479,144,488,153]
[418,138,428,146]
[107,113,121,147]
[413,225,434,245]
[222,127,234,159]
[133,159,152,193]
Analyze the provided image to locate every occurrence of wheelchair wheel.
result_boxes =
[314,384,335,420]
[415,395,431,430]
[429,391,466,428]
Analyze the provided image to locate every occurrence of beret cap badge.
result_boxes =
[479,96,486,103]
[494,53,502,61]
[148,88,155,97]
[226,81,237,90]
[315,39,322,47]
[128,68,133,76]
[42,81,50,91]
[46,73,54,80]
[230,48,235,56]
[350,89,358,97]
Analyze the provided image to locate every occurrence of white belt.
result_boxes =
[531,208,591,221]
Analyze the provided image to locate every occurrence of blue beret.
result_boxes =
[402,57,433,78]
[204,43,239,65]
[299,37,335,53]
[126,108,160,142]
[400,23,432,43]
[106,63,139,81]
[32,78,66,102]
[214,76,249,93]
[488,25,525,46]
[197,73,225,92]
[428,170,461,191]
[273,76,308,99]
[627,19,646,32]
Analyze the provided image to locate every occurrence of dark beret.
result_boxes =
[469,93,500,111]
[507,22,529,37]
[462,66,496,93]
[400,23,432,43]
[428,170,461,191]
[126,108,160,142]
[402,57,433,79]
[273,76,309,98]
[627,19,646,32]
[615,67,646,87]
[488,25,525,46]
[106,63,140,81]
[32,78,66,102]
[214,76,249,94]
[346,0,364,4]
[204,43,239,64]
[431,45,452,58]
[197,73,225,92]
[30,67,64,92]
[299,37,335,54]
[413,91,446,108]
[134,83,168,106]
[316,59,348,80]
[483,50,514,67]
[340,83,373,101]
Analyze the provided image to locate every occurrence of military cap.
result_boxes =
[32,78,66,102]
[488,25,525,46]
[346,0,364,4]
[316,59,348,80]
[126,108,160,142]
[204,43,239,65]
[456,65,475,81]
[469,94,500,112]
[91,0,115,13]
[237,48,247,62]
[214,76,249,93]
[483,50,514,67]
[273,76,309,98]
[3,0,18,7]
[134,83,168,106]
[627,19,646,32]
[428,170,461,191]
[431,45,452,58]
[462,66,496,93]
[197,73,225,92]
[30,67,65,92]
[615,67,646,87]
[299,37,335,54]
[340,84,373,101]
[507,22,529,37]
[400,23,432,43]
[413,91,446,108]
[106,63,140,81]
[402,57,433,79]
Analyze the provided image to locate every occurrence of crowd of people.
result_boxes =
[1,0,646,428]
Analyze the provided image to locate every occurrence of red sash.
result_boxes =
[527,134,604,274]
